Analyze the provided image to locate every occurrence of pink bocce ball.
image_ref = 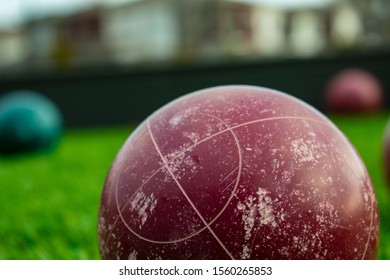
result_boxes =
[324,68,383,113]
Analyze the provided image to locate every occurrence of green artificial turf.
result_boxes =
[0,127,132,259]
[0,113,390,260]
[330,113,390,260]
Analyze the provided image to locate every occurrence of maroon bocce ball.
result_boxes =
[98,85,379,260]
[324,68,383,114]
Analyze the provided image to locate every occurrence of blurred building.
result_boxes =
[355,0,390,48]
[0,0,389,74]
[102,0,181,65]
[0,28,28,71]
[22,7,108,71]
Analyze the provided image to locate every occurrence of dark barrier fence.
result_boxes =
[1,51,389,127]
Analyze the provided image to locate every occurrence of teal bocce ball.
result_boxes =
[0,90,63,155]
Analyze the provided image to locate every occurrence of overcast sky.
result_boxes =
[0,0,334,30]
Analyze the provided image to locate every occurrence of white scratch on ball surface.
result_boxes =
[291,139,324,164]
[128,250,138,260]
[130,191,158,228]
[169,115,183,127]
[237,187,277,259]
